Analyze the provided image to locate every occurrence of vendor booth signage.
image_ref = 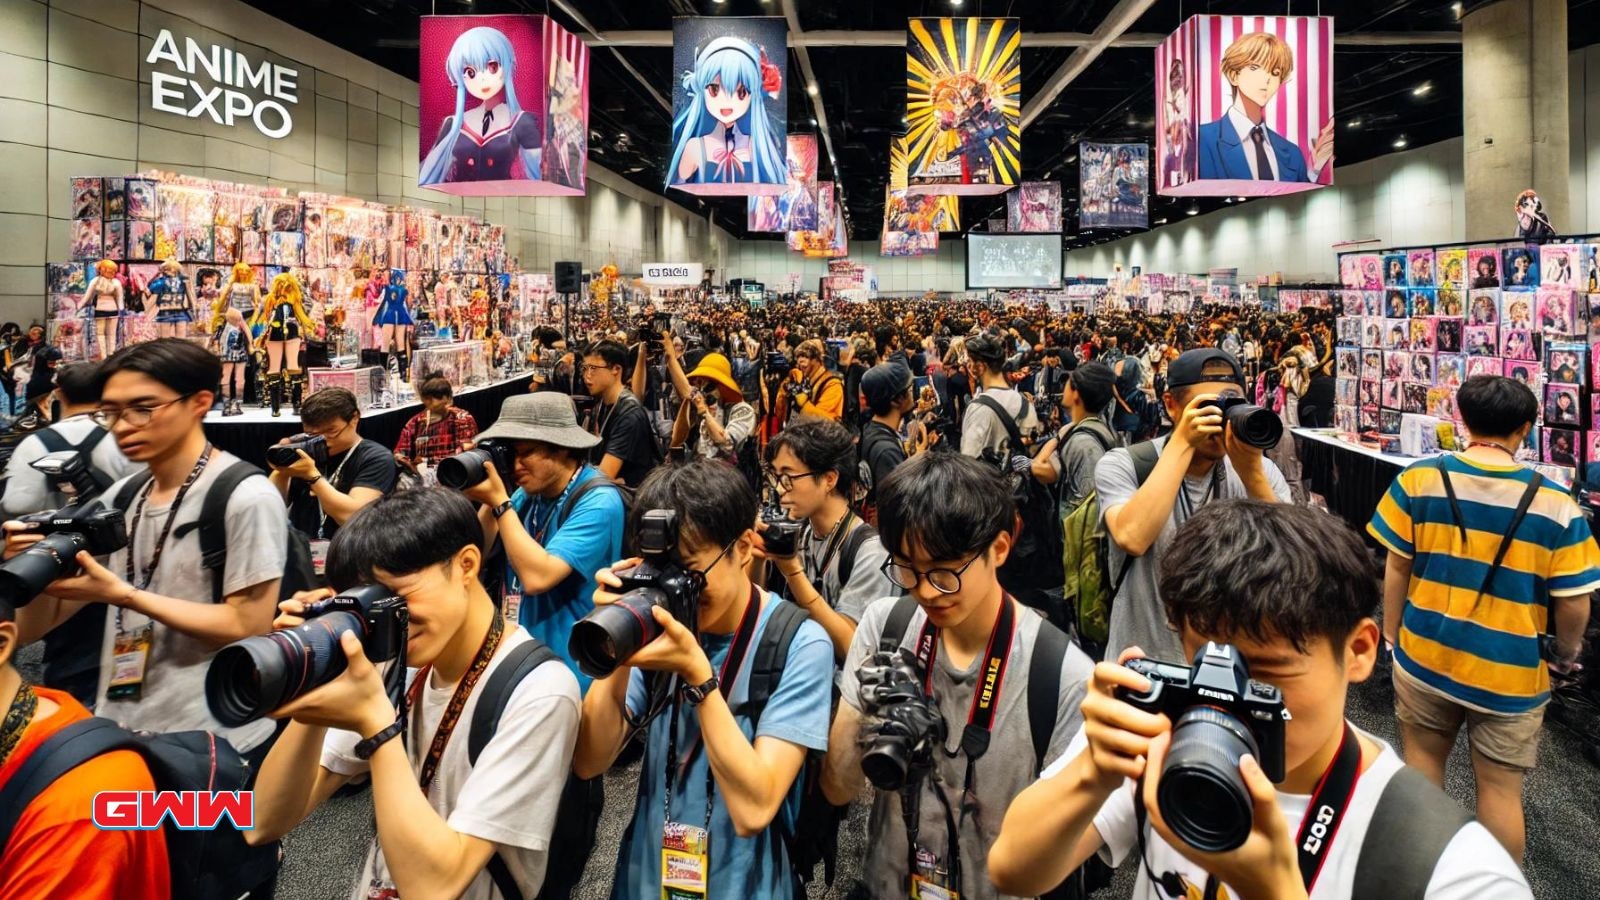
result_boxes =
[667,17,790,196]
[904,17,1022,196]
[145,29,299,139]
[642,262,705,286]
[1155,15,1334,197]
[418,15,590,196]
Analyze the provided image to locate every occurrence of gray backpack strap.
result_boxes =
[1353,767,1473,900]
[879,595,921,654]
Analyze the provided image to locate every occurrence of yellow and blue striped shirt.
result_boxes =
[1368,454,1600,713]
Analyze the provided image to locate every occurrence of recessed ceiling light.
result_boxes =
[1452,2,1463,16]
[1347,119,1362,129]
[1186,206,1199,216]
[807,84,819,96]
[1393,136,1409,149]
[809,118,817,126]
[951,0,964,6]
[1412,82,1433,97]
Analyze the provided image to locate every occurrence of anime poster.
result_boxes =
[1544,428,1580,467]
[747,134,819,232]
[1007,182,1063,233]
[1079,144,1148,229]
[1155,15,1334,197]
[419,14,590,196]
[1408,249,1435,287]
[1581,244,1600,292]
[1468,248,1500,288]
[789,182,838,255]
[880,227,939,257]
[1437,249,1467,288]
[1340,254,1381,290]
[1465,356,1501,379]
[1542,244,1577,287]
[1538,287,1577,335]
[904,17,1021,195]
[1502,245,1540,290]
[883,134,960,235]
[666,17,788,196]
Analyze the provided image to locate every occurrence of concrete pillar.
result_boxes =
[1461,0,1570,240]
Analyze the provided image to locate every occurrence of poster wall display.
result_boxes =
[418,15,590,196]
[1006,181,1062,233]
[1155,15,1334,197]
[1078,144,1148,229]
[747,134,820,232]
[905,17,1021,195]
[667,17,789,196]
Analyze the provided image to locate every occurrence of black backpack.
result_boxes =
[0,719,280,900]
[32,425,115,506]
[110,459,320,603]
[973,395,1066,602]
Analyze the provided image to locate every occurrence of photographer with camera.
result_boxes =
[242,487,581,900]
[989,500,1532,900]
[4,339,287,757]
[1096,349,1290,663]
[582,339,660,486]
[571,460,834,898]
[1368,375,1600,863]
[821,452,1093,900]
[756,419,896,658]
[268,387,396,552]
[783,339,844,424]
[394,373,478,476]
[659,332,756,463]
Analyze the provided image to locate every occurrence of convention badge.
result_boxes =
[910,846,960,900]
[309,539,331,576]
[501,587,523,625]
[364,879,399,900]
[107,622,153,700]
[660,820,710,900]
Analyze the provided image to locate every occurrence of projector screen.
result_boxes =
[966,233,1063,289]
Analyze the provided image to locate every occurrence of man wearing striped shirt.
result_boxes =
[1368,375,1599,863]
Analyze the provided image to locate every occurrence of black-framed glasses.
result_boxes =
[763,468,823,493]
[880,551,984,595]
[580,363,613,375]
[303,419,352,442]
[92,393,194,428]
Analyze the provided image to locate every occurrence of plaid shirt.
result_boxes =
[396,406,478,464]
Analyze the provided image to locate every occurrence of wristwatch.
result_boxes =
[354,719,404,759]
[491,498,516,519]
[680,675,720,706]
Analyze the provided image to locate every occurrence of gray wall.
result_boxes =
[0,0,732,324]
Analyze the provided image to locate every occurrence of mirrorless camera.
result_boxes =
[206,584,408,726]
[436,439,516,490]
[0,503,128,607]
[568,510,704,679]
[266,433,328,469]
[1204,391,1283,450]
[1116,642,1289,852]
[856,648,946,792]
[760,510,804,558]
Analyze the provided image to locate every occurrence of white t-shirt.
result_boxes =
[322,627,581,900]
[1043,726,1531,900]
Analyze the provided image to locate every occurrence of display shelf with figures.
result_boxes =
[307,366,386,412]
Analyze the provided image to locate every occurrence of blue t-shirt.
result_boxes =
[506,465,625,694]
[614,592,833,899]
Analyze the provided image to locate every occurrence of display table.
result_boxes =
[205,372,530,470]
[1293,428,1415,530]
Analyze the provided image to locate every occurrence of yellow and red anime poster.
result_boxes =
[886,135,960,233]
[904,17,1021,196]
[789,182,841,256]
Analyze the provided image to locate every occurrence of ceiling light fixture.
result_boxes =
[1412,82,1433,97]
[1393,136,1409,149]
[1186,206,1199,216]
[1347,118,1362,129]
[951,0,964,7]
[1452,2,1463,16]
[807,83,819,96]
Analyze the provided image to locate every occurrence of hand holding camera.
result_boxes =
[0,505,131,608]
[1173,393,1226,451]
[267,434,328,482]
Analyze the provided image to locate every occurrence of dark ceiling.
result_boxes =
[242,0,1600,249]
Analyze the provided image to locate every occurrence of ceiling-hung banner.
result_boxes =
[419,15,590,196]
[789,181,835,254]
[1007,181,1064,233]
[748,134,820,232]
[1078,143,1148,229]
[1156,15,1334,197]
[881,190,940,257]
[905,17,1021,196]
[888,135,960,232]
[668,16,788,196]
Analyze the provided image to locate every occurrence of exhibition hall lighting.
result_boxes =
[1412,82,1433,97]
[1393,136,1409,149]
[1347,119,1362,129]
[1186,206,1199,216]
[807,83,819,95]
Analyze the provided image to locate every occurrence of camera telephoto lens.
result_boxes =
[0,532,89,608]
[205,609,367,727]
[1224,403,1284,450]
[1155,706,1262,853]
[436,448,492,490]
[568,589,666,680]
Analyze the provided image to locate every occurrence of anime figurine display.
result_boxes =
[82,259,124,361]
[147,258,194,339]
[253,272,317,417]
[418,24,542,188]
[374,267,414,378]
[667,18,788,194]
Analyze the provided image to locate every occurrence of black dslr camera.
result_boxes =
[1204,391,1283,450]
[760,510,804,558]
[266,433,329,469]
[856,648,947,792]
[0,503,128,607]
[1116,642,1289,852]
[207,584,408,726]
[436,439,517,490]
[569,510,705,680]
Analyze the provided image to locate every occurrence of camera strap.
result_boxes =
[316,439,363,539]
[405,610,505,797]
[122,443,213,592]
[910,596,1017,766]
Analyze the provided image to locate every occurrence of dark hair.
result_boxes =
[418,374,454,401]
[325,487,484,589]
[965,332,1006,367]
[1457,375,1537,438]
[877,452,1013,561]
[1068,361,1115,414]
[300,387,359,427]
[54,361,103,406]
[630,459,756,553]
[585,339,630,370]
[98,337,220,399]
[766,419,857,496]
[1159,500,1376,655]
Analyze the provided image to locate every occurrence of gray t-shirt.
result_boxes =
[1094,437,1290,662]
[841,596,1094,900]
[93,451,288,751]
[1048,418,1119,519]
[800,517,896,626]
[959,387,1039,459]
[2,415,142,516]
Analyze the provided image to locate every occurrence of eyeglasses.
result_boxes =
[763,468,822,493]
[880,551,985,595]
[93,393,194,428]
[304,419,352,441]
[581,363,614,375]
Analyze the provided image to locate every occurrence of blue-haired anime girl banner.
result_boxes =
[419,15,590,197]
[668,17,789,196]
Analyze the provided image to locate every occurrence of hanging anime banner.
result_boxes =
[418,15,590,196]
[881,192,940,257]
[1007,181,1064,233]
[788,182,835,254]
[905,17,1022,196]
[747,134,820,232]
[667,17,788,196]
[1155,15,1333,197]
[1078,144,1148,229]
[887,135,960,233]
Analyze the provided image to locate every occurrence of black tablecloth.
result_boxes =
[1297,434,1404,532]
[206,376,528,470]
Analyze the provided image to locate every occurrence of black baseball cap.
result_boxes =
[1165,349,1245,391]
